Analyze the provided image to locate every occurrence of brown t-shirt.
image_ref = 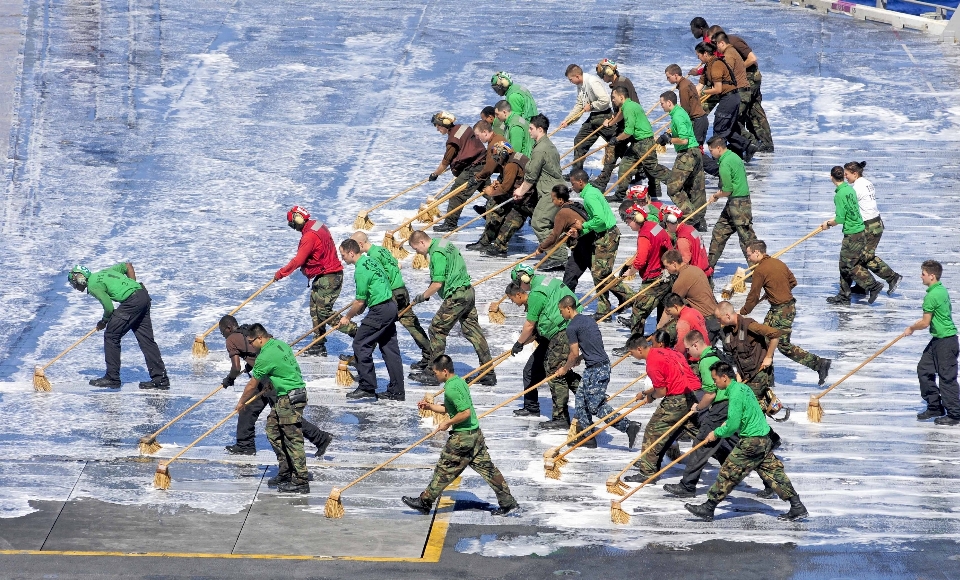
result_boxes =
[540,205,584,251]
[721,45,750,89]
[702,58,737,95]
[671,263,718,318]
[226,331,258,368]
[475,133,506,182]
[741,256,798,315]
[677,77,706,120]
[728,35,758,72]
[489,156,526,197]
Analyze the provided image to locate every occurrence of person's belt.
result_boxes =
[453,428,479,434]
[447,285,472,294]
[863,216,881,225]
[282,387,307,404]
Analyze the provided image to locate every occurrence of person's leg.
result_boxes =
[708,206,735,269]
[564,236,593,292]
[571,115,605,173]
[310,272,344,349]
[692,116,709,149]
[442,165,485,228]
[918,339,944,412]
[583,364,630,433]
[468,432,517,508]
[522,340,549,412]
[235,391,268,450]
[420,431,475,506]
[532,193,566,262]
[276,397,308,485]
[628,280,671,337]
[394,287,431,360]
[764,301,821,371]
[613,143,641,200]
[678,401,730,490]
[862,219,899,284]
[374,302,406,396]
[842,232,879,293]
[491,207,526,252]
[544,332,575,423]
[705,436,767,504]
[455,288,493,368]
[264,406,291,479]
[102,306,135,383]
[427,297,459,362]
[934,336,960,418]
[126,291,167,380]
[726,198,756,261]
[352,316,380,394]
[635,137,666,198]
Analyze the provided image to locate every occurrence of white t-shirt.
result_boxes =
[852,177,880,221]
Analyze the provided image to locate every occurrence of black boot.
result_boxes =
[663,483,696,498]
[402,495,433,514]
[777,496,808,521]
[313,431,333,458]
[755,486,777,499]
[817,358,831,386]
[685,499,718,521]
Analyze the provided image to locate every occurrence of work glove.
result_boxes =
[618,264,630,278]
[96,319,107,331]
[274,269,285,281]
[511,341,524,356]
[428,173,439,182]
[412,293,430,305]
[657,133,670,147]
[243,363,253,376]
[222,376,235,388]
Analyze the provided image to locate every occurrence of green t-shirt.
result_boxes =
[718,150,749,198]
[621,98,653,139]
[442,375,479,432]
[833,181,865,235]
[923,281,957,338]
[505,84,538,121]
[251,338,306,397]
[428,239,472,299]
[505,112,532,156]
[696,347,728,403]
[668,106,698,151]
[579,183,616,235]
[354,254,393,306]
[368,244,405,291]
[86,263,143,320]
[714,380,770,439]
[526,276,578,339]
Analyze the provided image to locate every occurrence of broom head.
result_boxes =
[566,419,579,440]
[611,500,631,524]
[192,334,209,358]
[153,463,171,490]
[139,435,161,455]
[432,409,445,425]
[398,223,414,240]
[656,143,667,154]
[418,393,434,418]
[325,487,345,518]
[33,366,52,392]
[412,253,430,269]
[487,303,506,324]
[416,203,433,224]
[544,458,561,480]
[807,395,824,423]
[336,361,355,386]
[606,474,629,496]
[353,211,374,231]
[730,267,748,294]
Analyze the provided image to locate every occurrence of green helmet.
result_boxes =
[511,264,534,284]
[491,71,512,90]
[68,265,92,291]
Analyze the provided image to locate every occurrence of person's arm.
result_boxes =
[588,77,611,111]
[433,144,457,177]
[276,235,313,280]
[539,210,568,252]
[87,285,115,324]
[628,237,651,276]
[743,51,758,69]
[749,321,782,369]
[693,391,716,413]
[419,281,444,301]
[674,319,691,353]
[560,87,586,128]
[702,63,724,96]
[712,394,741,439]
[235,375,260,412]
[492,163,518,196]
[604,108,623,127]
[904,312,933,336]
[677,237,693,265]
[579,194,608,235]
[437,409,472,433]
[740,268,765,315]
[513,180,533,201]
[560,340,582,375]
[616,104,635,142]
[125,262,136,280]
[338,299,367,328]
[516,319,537,346]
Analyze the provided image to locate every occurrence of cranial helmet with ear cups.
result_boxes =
[492,141,514,163]
[287,205,310,227]
[68,265,92,291]
[511,263,535,284]
[491,71,512,90]
[431,111,456,128]
[596,58,618,78]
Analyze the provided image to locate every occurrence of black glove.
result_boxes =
[428,173,439,182]
[511,341,524,356]
[96,319,107,331]
[657,133,670,147]
[618,264,630,278]
[413,293,430,305]
[243,363,253,376]
[222,376,235,388]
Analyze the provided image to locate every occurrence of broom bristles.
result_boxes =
[611,501,631,524]
[656,143,667,154]
[544,460,561,480]
[418,394,434,418]
[353,212,374,231]
[412,253,430,269]
[416,204,432,224]
[153,464,171,490]
[555,456,569,468]
[192,335,209,358]
[488,305,506,324]
[566,419,579,440]
[606,475,629,496]
[807,395,824,423]
[336,362,355,386]
[33,366,52,392]
[139,436,161,455]
[398,224,414,240]
[325,488,344,519]
[730,267,748,294]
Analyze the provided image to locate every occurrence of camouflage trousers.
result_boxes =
[745,71,774,150]
[658,147,706,231]
[862,218,899,284]
[265,394,308,485]
[477,195,514,246]
[590,227,635,316]
[744,366,774,400]
[421,429,515,508]
[764,300,821,372]
[310,272,345,346]
[594,138,631,191]
[341,287,431,359]
[628,278,671,337]
[571,112,616,173]
[442,163,488,228]
[707,435,797,503]
[617,137,668,198]
[574,363,630,436]
[492,196,536,252]
[635,393,699,475]
[429,286,493,368]
[522,332,582,421]
[838,231,878,298]
[708,197,756,269]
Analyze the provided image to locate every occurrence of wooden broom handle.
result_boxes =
[556,399,650,461]
[289,304,351,347]
[612,408,697,480]
[294,324,343,357]
[388,181,468,236]
[161,392,261,466]
[619,437,712,501]
[426,350,514,408]
[421,191,485,230]
[199,279,277,339]
[599,278,664,322]
[601,111,670,196]
[488,295,508,311]
[40,327,99,370]
[679,200,711,225]
[814,334,905,401]
[580,258,632,303]
[472,248,542,288]
[560,123,606,159]
[443,198,513,239]
[146,384,224,440]
[533,234,570,269]
[562,143,607,171]
[739,226,825,281]
[478,371,564,419]
[553,370,647,452]
[360,175,437,215]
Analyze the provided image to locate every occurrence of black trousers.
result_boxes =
[680,400,738,490]
[918,335,960,417]
[235,379,325,450]
[562,236,595,292]
[353,300,404,395]
[692,115,709,149]
[711,91,750,155]
[103,289,167,382]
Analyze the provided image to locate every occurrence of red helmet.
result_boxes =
[626,185,648,201]
[624,203,648,223]
[287,205,310,227]
[662,205,683,224]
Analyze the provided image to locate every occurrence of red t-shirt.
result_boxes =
[674,307,709,356]
[646,347,702,395]
[278,220,343,279]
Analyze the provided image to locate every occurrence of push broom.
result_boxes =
[807,333,905,423]
[32,327,99,392]
[721,225,825,299]
[604,409,697,495]
[325,370,563,518]
[610,438,712,524]
[383,182,469,260]
[192,278,277,358]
